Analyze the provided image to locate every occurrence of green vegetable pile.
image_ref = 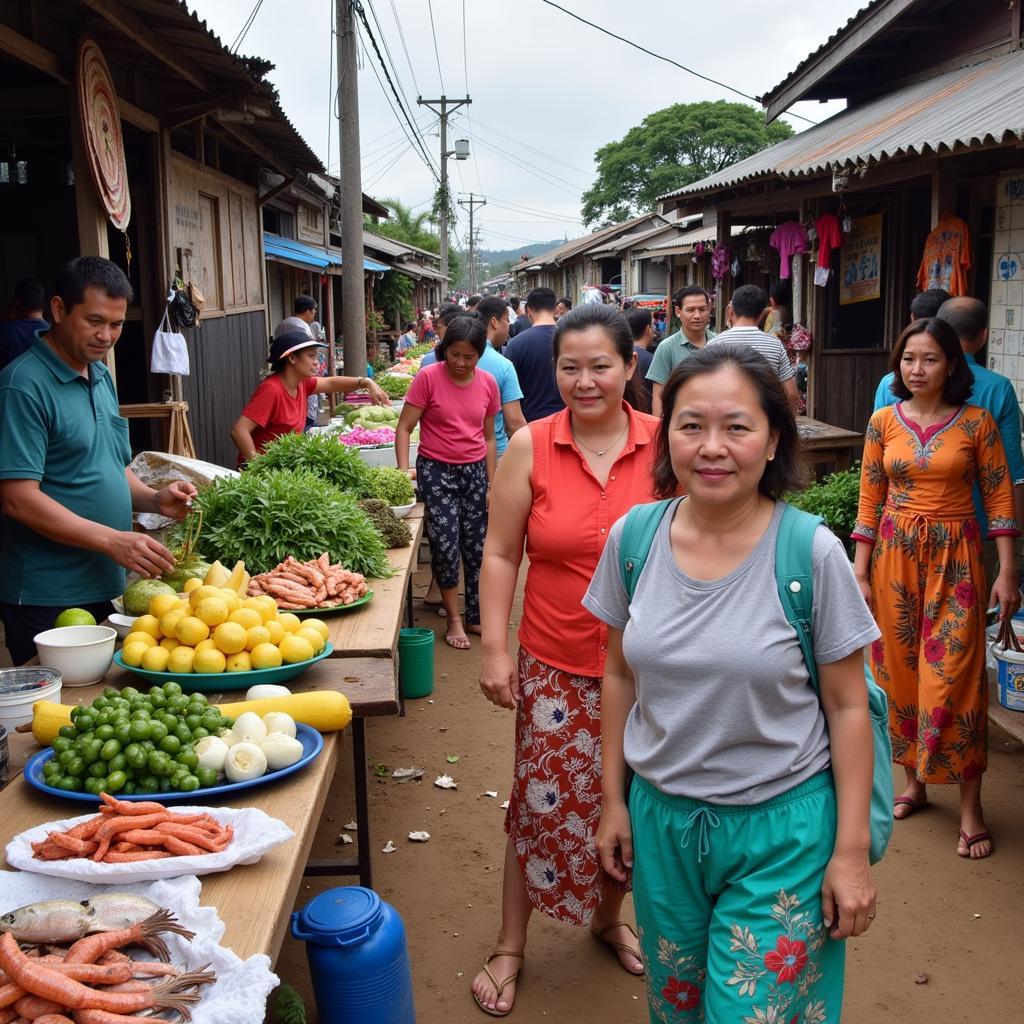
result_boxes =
[43,682,232,795]
[357,498,412,548]
[374,374,411,398]
[345,405,400,427]
[363,465,415,505]
[785,464,861,536]
[190,468,392,577]
[247,431,370,494]
[403,343,433,358]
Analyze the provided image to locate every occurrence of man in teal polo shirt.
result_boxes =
[0,257,196,664]
[646,286,717,416]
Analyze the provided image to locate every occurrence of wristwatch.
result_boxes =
[356,376,366,388]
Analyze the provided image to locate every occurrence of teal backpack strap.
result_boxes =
[619,499,675,600]
[775,504,824,694]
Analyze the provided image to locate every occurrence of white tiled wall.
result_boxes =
[991,173,1024,395]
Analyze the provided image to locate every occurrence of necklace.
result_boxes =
[572,421,628,457]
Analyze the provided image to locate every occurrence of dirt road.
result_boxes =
[280,563,1024,1023]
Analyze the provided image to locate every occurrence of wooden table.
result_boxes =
[797,415,863,472]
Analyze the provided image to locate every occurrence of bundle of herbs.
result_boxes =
[247,431,371,495]
[185,468,392,577]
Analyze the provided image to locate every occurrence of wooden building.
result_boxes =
[658,0,1024,431]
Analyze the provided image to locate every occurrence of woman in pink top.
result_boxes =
[396,316,499,649]
[471,304,659,1017]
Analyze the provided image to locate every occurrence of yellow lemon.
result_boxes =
[245,624,271,651]
[194,638,217,655]
[159,609,187,639]
[133,614,161,638]
[264,619,286,645]
[121,640,150,667]
[176,615,210,647]
[193,648,227,674]
[183,577,203,593]
[256,594,279,615]
[148,593,180,619]
[189,584,222,610]
[228,607,262,631]
[160,637,179,652]
[123,630,157,650]
[171,598,191,613]
[302,618,330,641]
[225,650,253,672]
[213,621,247,655]
[218,589,241,613]
[167,645,195,673]
[278,612,302,634]
[195,596,229,627]
[141,645,170,672]
[279,634,315,664]
[250,642,283,669]
[296,627,325,654]
[242,597,274,623]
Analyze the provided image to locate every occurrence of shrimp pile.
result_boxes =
[0,902,215,1023]
[248,553,368,609]
[31,795,233,864]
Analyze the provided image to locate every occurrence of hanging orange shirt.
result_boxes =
[518,403,660,677]
[916,215,972,296]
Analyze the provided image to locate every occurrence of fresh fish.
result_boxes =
[85,893,160,932]
[0,897,96,943]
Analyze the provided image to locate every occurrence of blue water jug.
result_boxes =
[291,886,415,1024]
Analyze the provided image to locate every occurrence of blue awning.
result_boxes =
[263,233,390,274]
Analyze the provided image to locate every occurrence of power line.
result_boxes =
[470,135,585,196]
[364,144,415,191]
[366,1,419,135]
[326,0,335,176]
[484,196,583,223]
[230,0,266,53]
[426,0,445,92]
[470,116,592,176]
[460,0,484,193]
[537,0,818,126]
[387,0,421,95]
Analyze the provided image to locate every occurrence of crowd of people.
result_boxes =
[0,259,1018,1023]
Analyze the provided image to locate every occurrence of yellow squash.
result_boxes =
[30,690,352,746]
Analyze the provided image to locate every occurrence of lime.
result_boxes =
[54,607,97,628]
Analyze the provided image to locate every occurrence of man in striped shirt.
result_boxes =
[709,284,799,411]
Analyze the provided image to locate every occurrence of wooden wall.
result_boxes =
[179,309,268,468]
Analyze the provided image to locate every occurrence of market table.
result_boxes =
[797,415,863,472]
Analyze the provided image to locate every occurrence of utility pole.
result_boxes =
[458,192,486,292]
[337,0,366,376]
[417,94,471,288]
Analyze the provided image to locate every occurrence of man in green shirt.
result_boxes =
[646,286,716,416]
[0,257,195,664]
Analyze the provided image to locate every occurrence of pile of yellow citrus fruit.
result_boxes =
[120,582,329,674]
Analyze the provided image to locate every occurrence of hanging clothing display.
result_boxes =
[814,213,843,270]
[768,221,808,279]
[916,215,972,296]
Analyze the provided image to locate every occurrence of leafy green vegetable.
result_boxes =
[248,431,370,494]
[375,373,411,398]
[189,468,392,577]
[404,343,433,358]
[363,466,415,505]
[270,982,307,1024]
[785,464,861,535]
[357,498,412,547]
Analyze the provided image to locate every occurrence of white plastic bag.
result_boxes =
[151,307,190,375]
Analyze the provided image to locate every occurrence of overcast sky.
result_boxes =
[191,0,866,251]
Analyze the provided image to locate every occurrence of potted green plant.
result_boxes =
[785,464,861,556]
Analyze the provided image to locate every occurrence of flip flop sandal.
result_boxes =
[957,829,994,859]
[590,920,645,976]
[892,796,927,819]
[445,632,471,650]
[472,949,524,1018]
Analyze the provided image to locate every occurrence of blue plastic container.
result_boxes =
[291,886,415,1024]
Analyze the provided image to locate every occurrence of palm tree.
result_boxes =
[367,198,439,253]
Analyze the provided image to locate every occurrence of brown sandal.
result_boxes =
[472,949,524,1018]
[590,920,644,975]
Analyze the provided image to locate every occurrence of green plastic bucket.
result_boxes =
[398,628,434,699]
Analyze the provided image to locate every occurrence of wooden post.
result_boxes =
[716,209,731,328]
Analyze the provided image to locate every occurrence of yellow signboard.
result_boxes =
[839,213,883,305]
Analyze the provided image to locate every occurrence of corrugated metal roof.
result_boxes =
[511,213,667,272]
[662,48,1024,202]
[265,233,390,273]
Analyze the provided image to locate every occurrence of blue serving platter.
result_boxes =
[24,723,324,803]
[111,643,333,692]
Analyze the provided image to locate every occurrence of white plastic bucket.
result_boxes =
[991,641,1024,712]
[0,668,62,731]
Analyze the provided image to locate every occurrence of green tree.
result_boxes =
[365,196,459,284]
[581,101,794,226]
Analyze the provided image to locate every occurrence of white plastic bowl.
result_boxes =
[0,667,62,731]
[33,625,117,686]
[356,442,418,469]
[106,613,138,639]
[390,502,415,518]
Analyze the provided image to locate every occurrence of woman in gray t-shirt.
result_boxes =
[583,345,879,1024]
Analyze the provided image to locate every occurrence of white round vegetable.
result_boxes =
[260,732,304,771]
[245,683,292,701]
[231,711,267,746]
[262,711,296,738]
[224,741,268,782]
[194,735,230,775]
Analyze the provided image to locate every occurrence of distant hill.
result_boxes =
[454,239,567,288]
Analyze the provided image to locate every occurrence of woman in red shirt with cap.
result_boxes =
[231,329,389,464]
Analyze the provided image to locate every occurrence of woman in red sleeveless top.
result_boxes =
[471,304,660,1016]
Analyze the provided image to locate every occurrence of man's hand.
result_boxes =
[367,380,391,406]
[153,481,197,521]
[104,531,177,577]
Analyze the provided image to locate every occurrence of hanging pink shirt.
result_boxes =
[405,361,500,464]
[769,221,809,279]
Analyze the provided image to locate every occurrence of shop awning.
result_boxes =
[264,233,390,273]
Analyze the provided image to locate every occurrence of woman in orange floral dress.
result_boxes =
[853,318,1018,860]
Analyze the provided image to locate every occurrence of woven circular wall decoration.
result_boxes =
[76,38,131,231]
